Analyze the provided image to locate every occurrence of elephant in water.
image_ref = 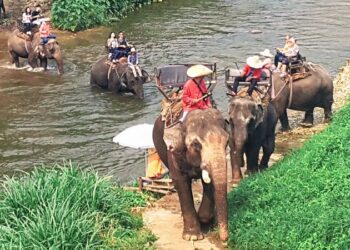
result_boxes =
[90,57,149,99]
[228,97,278,184]
[271,63,333,130]
[7,28,64,74]
[153,108,230,242]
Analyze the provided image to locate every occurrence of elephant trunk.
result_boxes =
[133,84,144,99]
[232,126,247,169]
[202,144,228,242]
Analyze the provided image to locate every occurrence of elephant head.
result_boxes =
[39,40,64,74]
[118,64,148,99]
[163,108,230,241]
[228,97,264,179]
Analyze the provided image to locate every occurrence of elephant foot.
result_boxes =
[279,126,291,132]
[182,232,204,241]
[231,178,241,188]
[300,122,313,128]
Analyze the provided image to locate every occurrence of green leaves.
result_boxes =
[0,162,155,249]
[52,0,153,31]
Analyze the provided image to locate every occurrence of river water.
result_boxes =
[0,0,349,182]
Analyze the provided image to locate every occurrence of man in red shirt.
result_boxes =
[231,55,263,96]
[181,64,213,121]
[39,20,51,44]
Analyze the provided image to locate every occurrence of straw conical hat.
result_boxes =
[246,56,263,69]
[187,64,213,78]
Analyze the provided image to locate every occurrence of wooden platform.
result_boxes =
[138,177,175,194]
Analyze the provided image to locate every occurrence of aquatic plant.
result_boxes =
[0,162,156,249]
[228,99,350,249]
[52,0,154,31]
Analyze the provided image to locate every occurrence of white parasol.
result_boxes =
[113,123,154,149]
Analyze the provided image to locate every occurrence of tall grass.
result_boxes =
[228,100,350,249]
[0,162,156,249]
[51,0,154,31]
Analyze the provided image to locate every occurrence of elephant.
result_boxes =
[229,97,278,184]
[7,28,64,74]
[90,57,149,99]
[152,108,230,242]
[271,64,333,130]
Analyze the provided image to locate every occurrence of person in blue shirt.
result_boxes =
[127,47,142,77]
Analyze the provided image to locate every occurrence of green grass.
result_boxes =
[228,100,350,250]
[0,162,156,249]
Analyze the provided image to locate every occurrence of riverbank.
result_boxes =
[143,61,350,250]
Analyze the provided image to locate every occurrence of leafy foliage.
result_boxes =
[228,100,350,249]
[52,0,153,31]
[0,162,156,249]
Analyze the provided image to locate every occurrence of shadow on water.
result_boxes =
[0,0,350,182]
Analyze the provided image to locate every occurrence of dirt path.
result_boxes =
[143,61,350,250]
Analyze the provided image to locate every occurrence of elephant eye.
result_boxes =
[190,138,202,151]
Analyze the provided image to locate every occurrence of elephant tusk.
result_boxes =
[202,170,211,184]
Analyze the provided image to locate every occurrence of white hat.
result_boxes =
[259,49,273,58]
[187,64,213,78]
[130,47,136,52]
[246,56,263,69]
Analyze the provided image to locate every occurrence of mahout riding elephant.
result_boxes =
[153,108,230,242]
[229,97,278,184]
[271,63,333,130]
[90,57,149,99]
[7,28,64,74]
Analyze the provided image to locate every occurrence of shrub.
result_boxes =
[0,162,156,249]
[228,100,350,249]
[52,0,153,31]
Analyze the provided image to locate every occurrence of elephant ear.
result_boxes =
[254,104,264,128]
[163,123,184,152]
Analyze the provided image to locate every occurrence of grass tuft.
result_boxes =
[0,162,156,249]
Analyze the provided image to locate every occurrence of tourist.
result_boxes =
[22,7,32,35]
[106,32,118,60]
[39,20,51,44]
[277,37,300,77]
[127,47,142,77]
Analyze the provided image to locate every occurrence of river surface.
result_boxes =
[0,0,349,182]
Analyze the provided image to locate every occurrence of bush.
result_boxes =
[228,100,350,249]
[52,0,153,31]
[0,162,156,249]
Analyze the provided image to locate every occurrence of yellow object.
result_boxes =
[147,148,167,178]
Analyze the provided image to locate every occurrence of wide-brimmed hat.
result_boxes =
[130,47,136,53]
[246,56,263,69]
[259,49,273,58]
[187,64,213,78]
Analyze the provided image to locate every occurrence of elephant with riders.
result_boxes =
[151,57,334,242]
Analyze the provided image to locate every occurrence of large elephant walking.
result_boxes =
[90,57,149,99]
[7,29,64,74]
[272,64,333,130]
[153,108,229,242]
[229,97,278,183]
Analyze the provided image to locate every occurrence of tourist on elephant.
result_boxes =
[277,37,300,77]
[31,4,43,24]
[231,55,263,96]
[116,31,131,57]
[106,32,118,60]
[39,20,51,45]
[181,64,213,121]
[22,7,32,35]
[274,34,292,67]
[127,47,142,77]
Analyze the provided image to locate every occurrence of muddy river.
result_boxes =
[0,0,349,182]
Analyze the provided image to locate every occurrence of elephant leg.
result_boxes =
[40,58,48,70]
[245,145,260,174]
[28,53,38,69]
[259,134,275,170]
[198,181,215,225]
[9,50,19,67]
[279,110,291,131]
[301,108,314,126]
[323,103,332,123]
[173,176,203,241]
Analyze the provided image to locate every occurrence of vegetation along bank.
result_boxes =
[228,77,350,249]
[52,0,163,31]
[0,163,156,249]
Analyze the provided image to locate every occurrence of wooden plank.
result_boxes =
[141,177,173,183]
[142,186,173,195]
[226,81,270,86]
[143,184,175,190]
